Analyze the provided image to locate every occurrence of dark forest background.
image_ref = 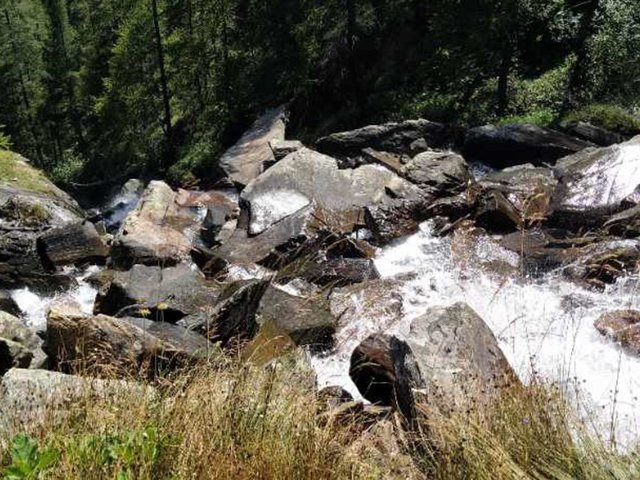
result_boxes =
[1,0,639,186]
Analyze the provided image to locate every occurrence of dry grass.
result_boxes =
[2,358,639,479]
[414,381,640,480]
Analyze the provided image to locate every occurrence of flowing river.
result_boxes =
[312,221,640,450]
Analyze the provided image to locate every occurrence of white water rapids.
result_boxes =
[311,221,640,450]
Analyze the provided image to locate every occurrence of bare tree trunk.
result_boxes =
[151,0,173,159]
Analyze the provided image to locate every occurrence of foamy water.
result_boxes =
[11,266,99,330]
[311,222,640,450]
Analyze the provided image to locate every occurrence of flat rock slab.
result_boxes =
[219,106,287,187]
[0,368,154,446]
[241,147,416,235]
[463,124,592,168]
[111,181,195,268]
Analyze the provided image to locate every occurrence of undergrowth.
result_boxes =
[1,358,639,479]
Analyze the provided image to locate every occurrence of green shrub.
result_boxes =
[562,104,640,135]
[0,127,11,151]
[50,150,85,186]
[497,109,556,127]
[2,434,58,479]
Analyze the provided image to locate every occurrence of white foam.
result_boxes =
[10,266,99,330]
[311,221,640,450]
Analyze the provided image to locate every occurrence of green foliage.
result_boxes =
[0,127,11,151]
[562,104,640,135]
[49,149,84,186]
[497,109,556,127]
[2,434,58,479]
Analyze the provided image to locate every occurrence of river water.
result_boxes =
[312,221,640,450]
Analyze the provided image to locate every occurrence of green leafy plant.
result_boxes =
[2,434,58,479]
[562,104,640,135]
[0,127,11,151]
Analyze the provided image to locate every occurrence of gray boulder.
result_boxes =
[562,121,625,147]
[315,119,455,161]
[0,368,154,445]
[269,139,304,162]
[46,307,214,376]
[350,303,516,422]
[94,262,221,325]
[0,311,45,369]
[37,221,109,266]
[463,124,592,168]
[219,106,287,187]
[111,181,196,268]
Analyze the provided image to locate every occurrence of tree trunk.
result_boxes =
[565,0,600,110]
[151,0,173,162]
[496,39,513,117]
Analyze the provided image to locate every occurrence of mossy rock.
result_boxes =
[0,151,59,196]
[562,104,640,136]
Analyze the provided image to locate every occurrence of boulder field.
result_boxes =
[2,111,640,438]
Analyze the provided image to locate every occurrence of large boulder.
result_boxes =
[0,311,45,370]
[111,181,196,268]
[46,307,213,376]
[471,164,557,232]
[562,121,625,147]
[594,310,640,355]
[94,262,221,325]
[241,147,415,235]
[350,303,516,422]
[218,106,287,187]
[255,282,336,350]
[315,119,455,163]
[463,124,592,168]
[552,136,640,228]
[0,151,84,291]
[0,368,154,444]
[37,221,109,267]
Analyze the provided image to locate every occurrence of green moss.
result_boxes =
[0,150,57,195]
[562,104,640,135]
[497,109,556,128]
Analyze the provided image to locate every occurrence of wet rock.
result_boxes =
[0,368,154,443]
[562,121,624,147]
[0,154,84,291]
[286,257,380,286]
[473,190,522,233]
[361,148,407,174]
[402,151,470,193]
[0,311,45,368]
[111,181,195,268]
[184,279,269,345]
[604,204,640,238]
[95,263,221,325]
[364,151,472,244]
[594,310,640,355]
[269,139,304,161]
[562,239,640,289]
[0,292,20,317]
[463,124,592,168]
[256,283,336,350]
[0,338,32,374]
[350,303,516,422]
[46,307,213,376]
[476,164,557,222]
[349,334,422,423]
[316,119,455,161]
[37,221,109,267]
[90,178,144,232]
[552,136,640,229]
[241,147,414,236]
[219,106,287,187]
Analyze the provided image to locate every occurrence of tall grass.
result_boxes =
[2,358,639,479]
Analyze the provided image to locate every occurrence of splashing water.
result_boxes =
[11,265,99,331]
[311,221,640,450]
